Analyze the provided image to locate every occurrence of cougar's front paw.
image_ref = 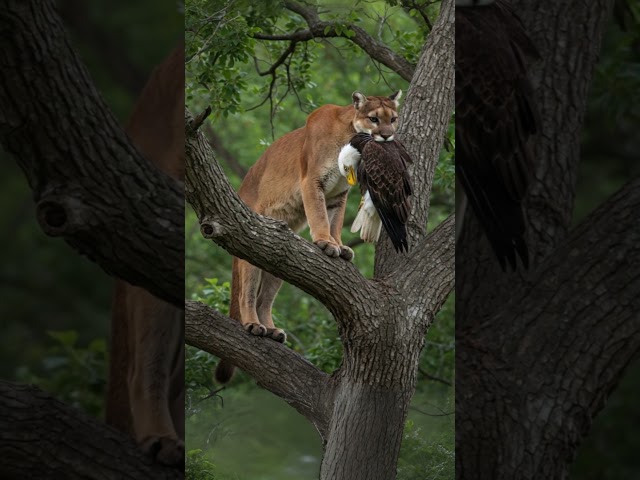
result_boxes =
[245,323,267,336]
[314,238,341,258]
[339,245,354,261]
[266,327,287,343]
[140,436,184,468]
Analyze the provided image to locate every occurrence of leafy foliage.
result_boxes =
[398,420,454,480]
[187,449,240,480]
[15,331,108,417]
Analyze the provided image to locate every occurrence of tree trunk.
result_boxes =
[455,1,640,479]
[320,299,426,479]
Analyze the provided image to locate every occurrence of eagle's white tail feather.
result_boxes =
[350,191,382,243]
[360,213,382,243]
[351,207,365,233]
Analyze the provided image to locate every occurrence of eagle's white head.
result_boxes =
[338,143,361,186]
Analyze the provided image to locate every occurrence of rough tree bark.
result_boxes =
[0,1,183,307]
[184,1,455,478]
[456,1,640,478]
[0,382,182,480]
[0,2,184,477]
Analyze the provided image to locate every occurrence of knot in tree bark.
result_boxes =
[35,194,90,237]
[200,219,224,239]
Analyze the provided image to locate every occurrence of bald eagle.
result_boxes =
[456,0,540,270]
[338,133,413,253]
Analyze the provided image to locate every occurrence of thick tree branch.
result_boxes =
[185,110,381,316]
[185,301,333,438]
[0,1,183,306]
[255,41,298,76]
[253,0,416,82]
[396,214,455,316]
[0,382,181,480]
[252,30,314,41]
[466,175,640,352]
[458,177,640,475]
[503,176,640,381]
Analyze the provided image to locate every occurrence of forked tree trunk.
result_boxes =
[185,4,453,478]
[185,1,454,477]
[320,300,425,479]
[456,1,640,479]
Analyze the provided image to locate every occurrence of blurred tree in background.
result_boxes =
[185,0,455,478]
[0,0,183,417]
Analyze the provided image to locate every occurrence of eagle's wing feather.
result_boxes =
[456,1,539,269]
[360,140,413,252]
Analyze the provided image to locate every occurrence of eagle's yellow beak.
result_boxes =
[347,166,357,186]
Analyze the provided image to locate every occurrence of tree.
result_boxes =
[456,1,640,478]
[0,2,183,307]
[184,1,455,478]
[0,1,183,477]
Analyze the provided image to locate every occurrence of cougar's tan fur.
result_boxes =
[216,91,401,383]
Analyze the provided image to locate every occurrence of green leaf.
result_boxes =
[47,330,78,347]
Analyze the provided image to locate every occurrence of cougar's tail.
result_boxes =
[215,360,235,384]
[215,257,241,383]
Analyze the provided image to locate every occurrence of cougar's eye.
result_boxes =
[368,116,379,123]
[391,117,398,123]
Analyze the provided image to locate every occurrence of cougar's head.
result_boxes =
[351,91,401,142]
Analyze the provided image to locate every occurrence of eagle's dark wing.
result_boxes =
[349,132,374,154]
[456,1,540,270]
[359,140,413,253]
[389,138,414,165]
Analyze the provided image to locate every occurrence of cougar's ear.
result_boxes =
[389,90,402,108]
[352,92,367,110]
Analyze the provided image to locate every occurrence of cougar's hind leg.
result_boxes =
[256,271,286,343]
[237,259,267,337]
[127,287,184,468]
[168,309,185,440]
